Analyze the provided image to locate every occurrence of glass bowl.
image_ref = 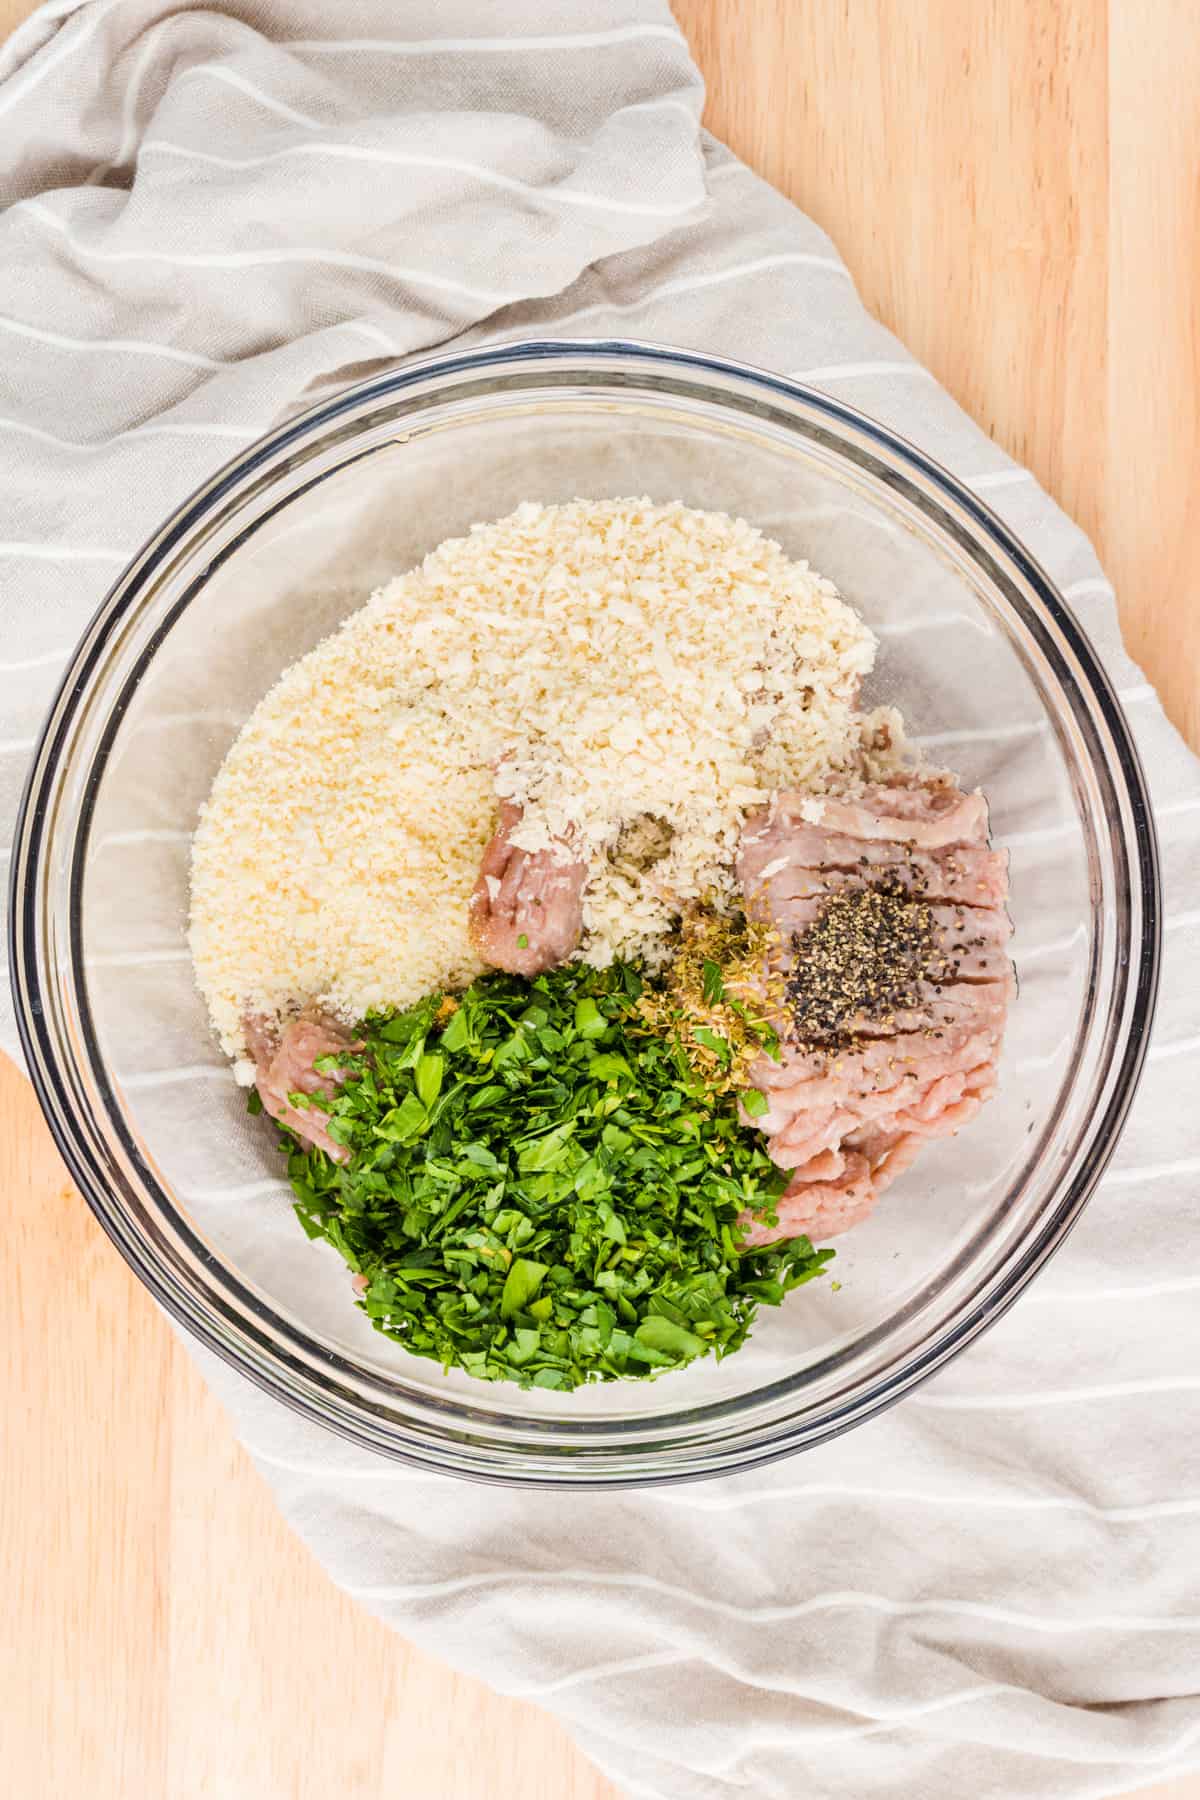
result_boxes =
[8,341,1159,1486]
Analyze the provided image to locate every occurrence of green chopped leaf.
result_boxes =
[517,933,529,949]
[596,1200,627,1245]
[634,1316,706,1359]
[269,961,831,1391]
[517,1120,576,1172]
[376,1091,428,1142]
[573,1156,610,1201]
[506,1327,542,1366]
[378,1011,427,1046]
[414,1052,444,1109]
[467,1082,508,1111]
[500,1258,549,1318]
[457,1141,504,1178]
[574,996,608,1039]
[701,959,725,1006]
[440,1005,471,1052]
[691,1026,732,1066]
[587,1052,632,1083]
[739,1087,770,1118]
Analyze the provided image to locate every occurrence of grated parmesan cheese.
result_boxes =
[190,498,900,1058]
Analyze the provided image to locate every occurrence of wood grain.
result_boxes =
[0,1054,615,1800]
[1,3,1197,1798]
[674,0,1200,751]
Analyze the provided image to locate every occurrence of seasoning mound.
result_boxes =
[190,499,900,1059]
[636,907,783,1092]
[785,884,941,1045]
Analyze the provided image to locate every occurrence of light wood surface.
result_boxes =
[675,0,1200,753]
[2,4,1197,1798]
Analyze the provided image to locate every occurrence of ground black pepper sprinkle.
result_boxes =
[785,878,951,1045]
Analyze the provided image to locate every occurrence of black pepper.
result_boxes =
[785,875,952,1048]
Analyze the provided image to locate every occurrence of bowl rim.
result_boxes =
[8,336,1162,1485]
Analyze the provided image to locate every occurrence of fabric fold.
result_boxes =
[2,6,1199,1799]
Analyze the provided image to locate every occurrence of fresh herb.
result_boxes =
[270,963,832,1388]
[701,959,725,1006]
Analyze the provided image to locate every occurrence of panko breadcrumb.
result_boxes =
[189,498,899,1058]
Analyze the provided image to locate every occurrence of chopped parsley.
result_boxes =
[271,962,833,1388]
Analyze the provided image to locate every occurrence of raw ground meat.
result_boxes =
[736,773,1013,1246]
[469,800,587,977]
[245,1011,361,1162]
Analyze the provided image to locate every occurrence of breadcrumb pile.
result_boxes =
[190,498,898,1059]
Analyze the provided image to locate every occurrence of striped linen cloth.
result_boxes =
[3,6,1200,1797]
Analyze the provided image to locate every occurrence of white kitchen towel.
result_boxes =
[3,6,1200,1799]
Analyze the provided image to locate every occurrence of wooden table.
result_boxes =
[2,4,1197,1796]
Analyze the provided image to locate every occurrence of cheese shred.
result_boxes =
[189,498,897,1058]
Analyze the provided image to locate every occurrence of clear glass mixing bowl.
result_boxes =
[8,341,1159,1486]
